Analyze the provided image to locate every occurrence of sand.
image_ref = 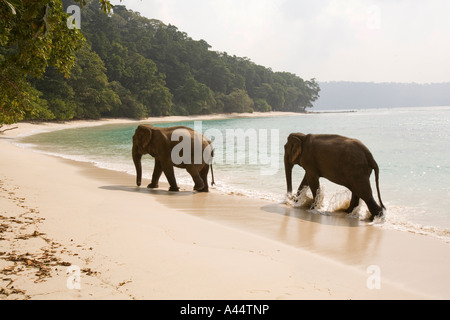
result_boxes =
[0,113,449,300]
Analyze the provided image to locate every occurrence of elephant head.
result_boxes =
[132,125,153,187]
[284,133,305,194]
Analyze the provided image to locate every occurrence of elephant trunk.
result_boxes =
[284,154,293,194]
[132,146,142,187]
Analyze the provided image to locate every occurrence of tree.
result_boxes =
[0,0,116,126]
[33,66,76,120]
[0,0,81,125]
[122,52,173,117]
[104,42,127,82]
[68,43,120,119]
[219,89,254,114]
[175,77,216,115]
[253,98,271,112]
[107,81,146,119]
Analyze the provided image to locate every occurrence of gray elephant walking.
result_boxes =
[284,133,385,220]
[132,124,214,192]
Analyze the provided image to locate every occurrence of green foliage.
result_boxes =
[218,89,254,114]
[175,77,216,115]
[33,66,76,120]
[0,0,87,124]
[107,81,146,119]
[121,52,173,117]
[254,98,272,112]
[68,43,120,119]
[1,0,320,125]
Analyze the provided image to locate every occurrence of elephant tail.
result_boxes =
[210,164,216,186]
[209,146,215,186]
[369,153,385,210]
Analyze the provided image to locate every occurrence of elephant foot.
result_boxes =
[370,211,385,221]
[195,186,209,193]
[346,196,360,214]
[147,183,159,189]
[169,186,180,192]
[366,201,385,221]
[345,206,357,214]
[193,182,206,192]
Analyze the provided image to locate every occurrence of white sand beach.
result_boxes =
[1,114,449,300]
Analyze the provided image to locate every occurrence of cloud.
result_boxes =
[110,0,450,83]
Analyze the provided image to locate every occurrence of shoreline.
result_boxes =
[1,111,301,138]
[1,115,449,300]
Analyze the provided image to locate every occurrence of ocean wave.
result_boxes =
[211,182,286,203]
[378,206,450,243]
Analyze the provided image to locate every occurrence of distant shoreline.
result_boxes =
[315,81,450,109]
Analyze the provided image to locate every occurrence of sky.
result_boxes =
[110,0,450,84]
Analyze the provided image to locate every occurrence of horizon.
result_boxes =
[318,80,450,85]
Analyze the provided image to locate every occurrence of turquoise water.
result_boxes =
[20,107,450,241]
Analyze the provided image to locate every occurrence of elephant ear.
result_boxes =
[138,125,153,150]
[288,133,304,163]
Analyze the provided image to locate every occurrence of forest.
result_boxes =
[0,0,320,124]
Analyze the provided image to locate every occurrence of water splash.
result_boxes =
[326,189,351,212]
[284,187,314,208]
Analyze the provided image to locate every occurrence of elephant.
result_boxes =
[284,133,385,220]
[132,124,214,192]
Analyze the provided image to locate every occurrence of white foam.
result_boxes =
[376,205,450,243]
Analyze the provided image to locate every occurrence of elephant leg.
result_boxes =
[187,167,205,192]
[345,193,360,213]
[296,176,309,195]
[148,160,163,189]
[364,197,383,220]
[358,181,383,220]
[198,165,210,192]
[306,174,320,209]
[162,164,179,192]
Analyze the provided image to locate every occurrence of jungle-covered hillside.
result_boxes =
[1,0,320,123]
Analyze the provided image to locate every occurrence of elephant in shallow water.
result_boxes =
[284,133,385,220]
[132,124,214,192]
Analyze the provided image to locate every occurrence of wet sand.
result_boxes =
[1,117,449,300]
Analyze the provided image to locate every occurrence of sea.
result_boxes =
[18,106,450,242]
